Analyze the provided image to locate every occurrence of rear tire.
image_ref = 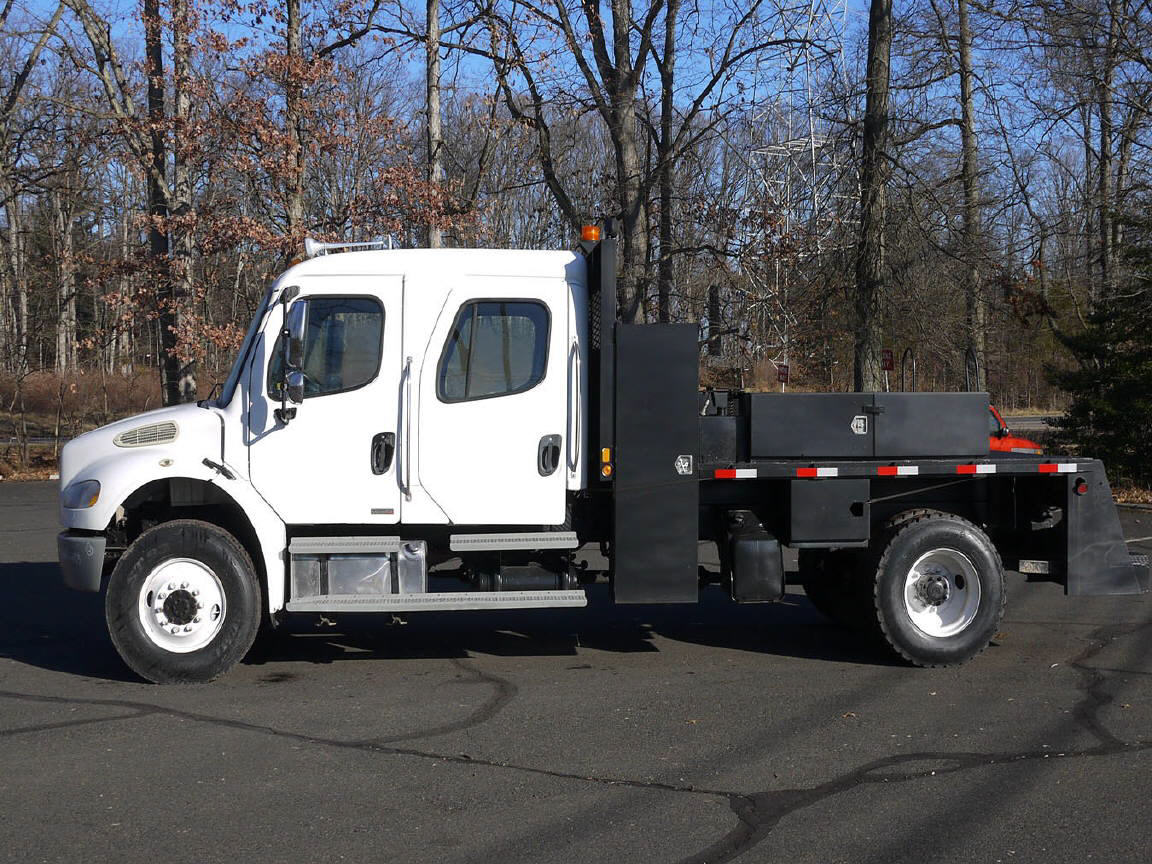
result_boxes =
[105,519,261,683]
[871,511,1005,667]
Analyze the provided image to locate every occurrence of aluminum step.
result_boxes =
[289,536,402,554]
[284,590,588,613]
[449,532,579,551]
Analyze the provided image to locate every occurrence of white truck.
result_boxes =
[58,229,1148,682]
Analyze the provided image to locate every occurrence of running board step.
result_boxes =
[289,536,402,554]
[284,590,587,613]
[449,532,579,551]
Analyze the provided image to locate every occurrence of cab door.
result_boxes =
[415,278,569,525]
[246,275,403,524]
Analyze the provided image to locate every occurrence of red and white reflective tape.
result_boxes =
[714,468,757,479]
[1038,463,1078,474]
[877,465,919,477]
[956,464,996,475]
[796,467,839,478]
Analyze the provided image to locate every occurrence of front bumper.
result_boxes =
[58,531,107,592]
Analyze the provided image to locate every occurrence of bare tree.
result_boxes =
[1,2,65,374]
[426,0,444,247]
[855,0,893,391]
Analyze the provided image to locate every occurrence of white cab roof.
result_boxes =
[276,248,585,285]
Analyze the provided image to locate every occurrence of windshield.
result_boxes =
[215,285,275,409]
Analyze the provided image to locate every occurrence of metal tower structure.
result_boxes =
[721,0,858,388]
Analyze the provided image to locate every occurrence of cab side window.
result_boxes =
[267,297,384,399]
[438,301,550,402]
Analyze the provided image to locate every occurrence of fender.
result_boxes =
[60,448,289,613]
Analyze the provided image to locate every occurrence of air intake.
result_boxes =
[114,421,179,448]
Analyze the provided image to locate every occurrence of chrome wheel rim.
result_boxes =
[137,558,226,653]
[902,548,981,638]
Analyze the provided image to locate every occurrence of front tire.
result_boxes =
[872,511,1005,667]
[106,519,261,683]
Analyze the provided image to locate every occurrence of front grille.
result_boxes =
[114,421,179,448]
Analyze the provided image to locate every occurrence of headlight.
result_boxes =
[62,480,101,509]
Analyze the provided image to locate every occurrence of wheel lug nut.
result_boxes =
[170,626,180,634]
[192,590,199,597]
[184,625,193,632]
[168,583,175,591]
[193,617,201,624]
[158,592,167,600]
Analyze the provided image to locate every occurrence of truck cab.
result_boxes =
[59,246,595,681]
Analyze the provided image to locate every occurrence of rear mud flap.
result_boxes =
[1066,462,1150,595]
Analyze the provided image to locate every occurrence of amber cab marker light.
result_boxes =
[582,225,602,243]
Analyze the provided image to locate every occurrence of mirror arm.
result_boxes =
[275,287,299,425]
[275,325,296,424]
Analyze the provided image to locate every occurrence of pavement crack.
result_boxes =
[678,741,1152,864]
[675,617,1152,863]
[364,658,518,745]
[0,711,146,738]
[1067,621,1152,748]
[0,688,734,802]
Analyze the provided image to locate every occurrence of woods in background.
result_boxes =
[2,0,1152,466]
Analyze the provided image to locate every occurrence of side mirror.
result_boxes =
[285,301,308,369]
[286,370,305,405]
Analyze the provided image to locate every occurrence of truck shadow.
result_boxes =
[0,561,138,682]
[0,563,898,682]
[243,584,900,670]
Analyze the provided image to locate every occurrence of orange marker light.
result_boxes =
[581,225,602,243]
[601,463,613,478]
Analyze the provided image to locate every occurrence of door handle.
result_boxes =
[371,432,395,475]
[538,434,562,476]
[400,356,413,500]
[567,341,580,472]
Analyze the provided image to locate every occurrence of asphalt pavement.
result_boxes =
[2,481,1152,863]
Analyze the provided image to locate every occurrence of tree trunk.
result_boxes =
[707,284,721,357]
[1081,103,1096,306]
[656,0,680,323]
[285,0,305,241]
[853,0,892,392]
[611,1,647,324]
[53,187,77,373]
[2,184,27,374]
[426,0,444,248]
[1097,0,1118,304]
[957,0,984,391]
[144,0,180,405]
[172,0,196,400]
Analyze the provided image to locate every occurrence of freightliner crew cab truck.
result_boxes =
[57,228,1149,683]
